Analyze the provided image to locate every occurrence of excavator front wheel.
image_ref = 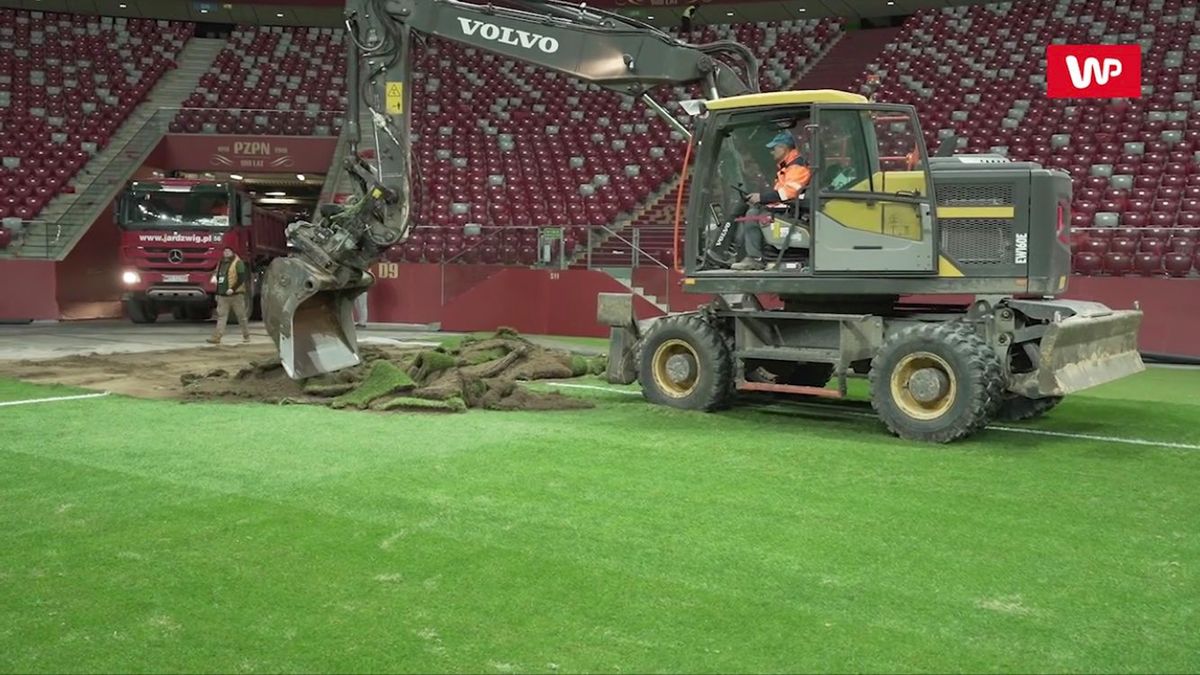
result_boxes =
[638,314,733,411]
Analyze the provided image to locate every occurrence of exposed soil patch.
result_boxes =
[1,329,604,413]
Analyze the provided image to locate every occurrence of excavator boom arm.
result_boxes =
[262,0,756,379]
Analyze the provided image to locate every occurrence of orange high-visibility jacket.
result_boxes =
[767,148,812,203]
[905,146,920,170]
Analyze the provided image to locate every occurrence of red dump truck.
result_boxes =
[116,179,290,323]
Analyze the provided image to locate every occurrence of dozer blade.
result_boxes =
[262,256,368,380]
[1018,309,1145,397]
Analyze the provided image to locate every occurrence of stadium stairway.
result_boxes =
[11,37,226,259]
[792,26,902,91]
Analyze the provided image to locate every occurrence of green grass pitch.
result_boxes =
[1,367,1198,673]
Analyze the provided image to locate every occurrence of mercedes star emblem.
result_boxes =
[168,249,184,263]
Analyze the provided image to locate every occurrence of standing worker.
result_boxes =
[680,2,698,33]
[207,246,251,344]
[353,291,368,328]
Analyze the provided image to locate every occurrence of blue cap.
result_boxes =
[766,132,796,149]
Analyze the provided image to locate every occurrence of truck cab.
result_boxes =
[116,180,252,323]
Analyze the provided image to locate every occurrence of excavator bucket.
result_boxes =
[1023,309,1145,397]
[262,256,368,379]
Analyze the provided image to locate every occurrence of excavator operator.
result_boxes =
[728,131,812,271]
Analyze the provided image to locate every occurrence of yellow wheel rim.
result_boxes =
[651,338,701,398]
[889,351,958,420]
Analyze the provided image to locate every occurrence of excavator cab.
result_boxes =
[688,92,940,278]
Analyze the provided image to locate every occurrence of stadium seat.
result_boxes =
[1103,251,1133,276]
[1164,252,1193,277]
[1072,251,1102,276]
[1133,252,1163,276]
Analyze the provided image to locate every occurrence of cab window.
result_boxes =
[815,109,872,193]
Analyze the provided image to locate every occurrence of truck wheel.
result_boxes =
[125,298,158,324]
[250,271,264,320]
[186,304,213,322]
[869,322,1004,443]
[638,314,733,411]
[995,395,1062,422]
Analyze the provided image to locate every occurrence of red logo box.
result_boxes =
[1046,44,1142,98]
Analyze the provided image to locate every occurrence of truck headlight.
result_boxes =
[210,274,217,284]
[122,270,141,285]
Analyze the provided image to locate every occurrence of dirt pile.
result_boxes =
[183,329,605,413]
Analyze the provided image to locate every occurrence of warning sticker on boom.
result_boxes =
[385,82,404,115]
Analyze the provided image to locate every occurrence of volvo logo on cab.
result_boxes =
[457,17,560,54]
[1046,44,1141,98]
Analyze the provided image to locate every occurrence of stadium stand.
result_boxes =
[853,0,1200,277]
[1,13,842,262]
[0,9,191,234]
[9,3,1194,280]
[172,25,347,136]
[410,36,685,265]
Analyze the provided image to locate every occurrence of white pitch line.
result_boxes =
[983,425,1200,450]
[0,391,111,408]
[538,382,1200,451]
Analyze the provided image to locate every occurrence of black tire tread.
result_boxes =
[125,298,157,324]
[995,395,1062,422]
[637,313,734,411]
[868,322,1005,443]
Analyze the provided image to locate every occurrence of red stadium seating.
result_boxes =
[853,1,1200,277]
[1072,251,1102,275]
[173,25,346,136]
[1103,251,1133,276]
[1133,251,1163,276]
[387,18,842,265]
[0,9,191,221]
[1164,252,1193,277]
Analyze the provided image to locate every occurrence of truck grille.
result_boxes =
[935,183,1013,206]
[139,246,214,268]
[940,218,1013,265]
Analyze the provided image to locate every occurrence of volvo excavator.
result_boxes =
[263,0,1144,443]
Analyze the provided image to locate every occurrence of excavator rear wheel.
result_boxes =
[869,322,1005,443]
[638,314,733,411]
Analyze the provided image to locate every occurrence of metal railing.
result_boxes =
[37,108,179,257]
[584,223,674,307]
[377,221,677,308]
[584,223,672,273]
[0,219,57,258]
[169,106,347,135]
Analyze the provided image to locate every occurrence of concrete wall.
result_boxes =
[367,264,663,336]
[0,260,58,321]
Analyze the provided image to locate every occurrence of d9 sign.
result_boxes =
[1046,44,1142,99]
